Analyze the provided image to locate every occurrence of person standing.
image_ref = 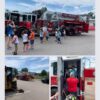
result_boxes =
[12,30,19,55]
[22,30,29,52]
[46,30,49,41]
[66,73,79,98]
[43,26,47,42]
[69,65,77,77]
[6,21,15,49]
[63,29,66,39]
[56,29,62,44]
[29,29,35,50]
[39,29,44,43]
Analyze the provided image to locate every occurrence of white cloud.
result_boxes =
[29,64,49,70]
[18,2,45,11]
[8,0,94,15]
[5,57,49,72]
[39,57,49,62]
[32,0,94,6]
[32,0,94,14]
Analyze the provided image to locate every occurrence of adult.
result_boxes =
[39,28,44,43]
[55,29,62,44]
[6,21,15,49]
[66,73,79,97]
[42,26,48,41]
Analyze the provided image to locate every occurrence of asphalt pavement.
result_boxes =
[5,31,95,55]
[6,80,49,100]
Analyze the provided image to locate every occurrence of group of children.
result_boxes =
[11,27,50,55]
[12,29,35,55]
[7,26,63,55]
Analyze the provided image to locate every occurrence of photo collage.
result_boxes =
[4,0,95,100]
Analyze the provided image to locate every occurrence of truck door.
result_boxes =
[76,59,83,100]
[83,57,95,100]
[57,57,64,100]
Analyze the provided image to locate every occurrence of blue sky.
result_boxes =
[5,56,49,73]
[5,0,95,14]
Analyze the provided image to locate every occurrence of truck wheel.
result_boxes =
[51,87,58,96]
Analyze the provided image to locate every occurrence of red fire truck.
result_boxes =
[5,10,37,36]
[50,57,95,100]
[35,10,89,35]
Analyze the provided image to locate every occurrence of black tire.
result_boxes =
[51,87,58,96]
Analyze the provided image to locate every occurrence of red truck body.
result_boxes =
[34,11,89,35]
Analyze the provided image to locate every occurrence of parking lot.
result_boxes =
[6,80,49,100]
[5,31,95,55]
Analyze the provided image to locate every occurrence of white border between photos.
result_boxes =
[0,0,99,100]
[0,0,5,100]
[96,0,100,99]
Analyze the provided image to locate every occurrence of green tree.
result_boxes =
[21,68,28,72]
[40,70,47,76]
[14,68,18,75]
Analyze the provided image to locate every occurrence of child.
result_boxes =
[56,29,62,44]
[29,29,35,50]
[12,31,19,55]
[22,30,29,52]
[39,29,44,43]
[43,31,47,42]
[46,30,49,41]
[63,29,66,38]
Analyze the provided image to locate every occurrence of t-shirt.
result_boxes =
[29,32,35,40]
[56,31,61,38]
[43,26,47,32]
[66,77,79,92]
[12,35,19,44]
[40,31,43,37]
[22,34,28,42]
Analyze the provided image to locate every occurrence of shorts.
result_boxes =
[57,37,61,41]
[40,37,43,41]
[8,34,11,37]
[23,41,28,45]
[30,40,34,45]
[14,44,18,48]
